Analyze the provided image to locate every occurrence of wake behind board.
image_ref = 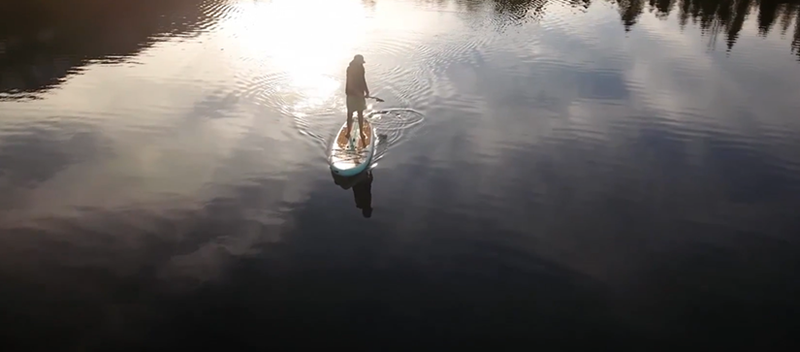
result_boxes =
[329,118,376,177]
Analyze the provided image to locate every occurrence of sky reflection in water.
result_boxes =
[1,0,799,349]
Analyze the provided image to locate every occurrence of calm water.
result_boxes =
[2,0,800,349]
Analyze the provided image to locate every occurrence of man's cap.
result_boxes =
[353,54,365,63]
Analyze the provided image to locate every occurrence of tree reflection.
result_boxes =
[0,0,210,98]
[492,0,550,20]
[2,0,798,99]
[670,0,800,54]
[474,0,800,59]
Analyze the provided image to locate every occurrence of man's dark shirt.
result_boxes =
[345,62,366,96]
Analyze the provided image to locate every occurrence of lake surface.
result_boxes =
[2,0,800,349]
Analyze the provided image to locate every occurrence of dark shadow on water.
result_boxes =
[331,168,374,218]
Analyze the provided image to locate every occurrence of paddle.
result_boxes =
[368,96,384,103]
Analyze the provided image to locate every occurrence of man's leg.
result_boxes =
[357,109,366,147]
[345,108,353,140]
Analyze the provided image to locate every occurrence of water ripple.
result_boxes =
[378,65,436,112]
[2,1,800,349]
[367,108,426,160]
[234,71,290,111]
[197,0,238,32]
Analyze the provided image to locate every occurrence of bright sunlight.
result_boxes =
[221,0,369,114]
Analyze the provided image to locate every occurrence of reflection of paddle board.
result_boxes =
[329,118,376,177]
[331,167,372,190]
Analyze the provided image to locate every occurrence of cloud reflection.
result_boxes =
[0,0,799,348]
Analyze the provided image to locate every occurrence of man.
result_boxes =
[344,54,369,145]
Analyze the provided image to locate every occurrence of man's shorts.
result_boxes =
[346,95,367,112]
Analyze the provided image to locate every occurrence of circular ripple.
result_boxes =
[366,108,426,161]
[234,71,290,110]
[313,107,426,165]
[377,65,435,112]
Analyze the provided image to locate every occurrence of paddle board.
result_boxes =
[329,118,376,177]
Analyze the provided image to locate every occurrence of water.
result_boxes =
[2,0,800,349]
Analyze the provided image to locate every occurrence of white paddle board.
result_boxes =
[329,118,376,177]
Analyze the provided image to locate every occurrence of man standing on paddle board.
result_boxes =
[345,54,370,144]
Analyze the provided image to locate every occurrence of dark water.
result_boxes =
[2,0,800,349]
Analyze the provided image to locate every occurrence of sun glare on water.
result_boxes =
[221,0,369,114]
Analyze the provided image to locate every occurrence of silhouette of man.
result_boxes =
[345,54,369,144]
[330,168,373,217]
[352,170,373,218]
